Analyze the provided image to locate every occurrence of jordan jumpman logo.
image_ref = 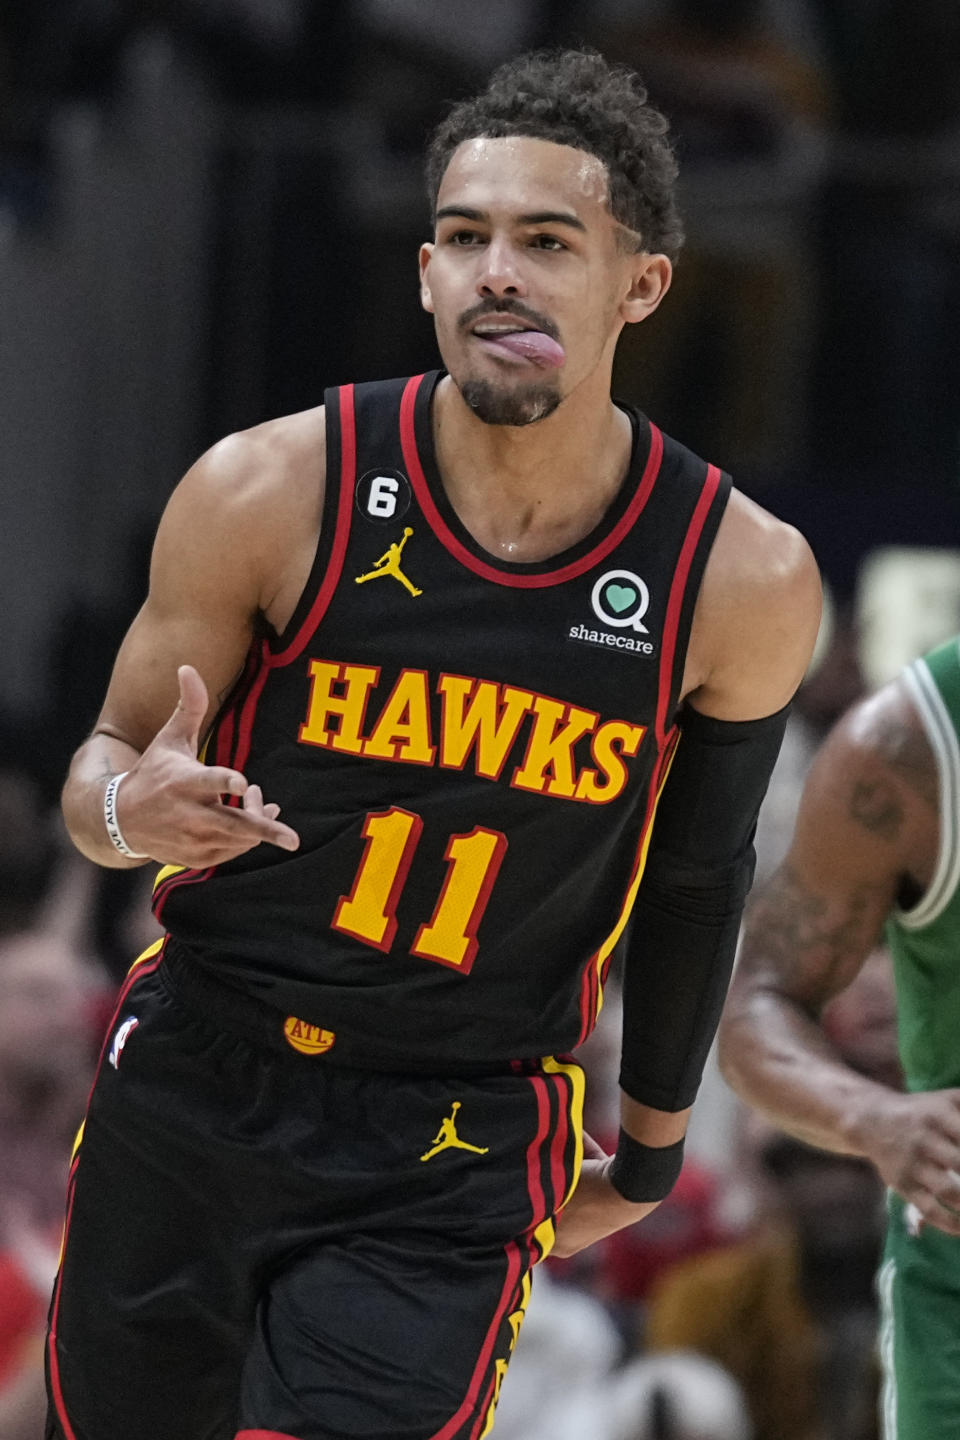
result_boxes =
[420,1102,490,1162]
[355,527,422,597]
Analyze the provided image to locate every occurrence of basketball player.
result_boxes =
[51,49,820,1440]
[720,635,960,1440]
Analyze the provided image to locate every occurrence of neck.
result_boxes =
[432,370,633,563]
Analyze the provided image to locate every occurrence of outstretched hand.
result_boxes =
[114,664,300,866]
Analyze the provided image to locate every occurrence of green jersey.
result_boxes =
[885,636,960,1093]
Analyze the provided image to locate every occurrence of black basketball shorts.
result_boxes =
[45,938,584,1440]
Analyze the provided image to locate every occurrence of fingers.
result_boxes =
[213,802,299,852]
[167,803,300,864]
[242,785,281,822]
[160,665,210,756]
[906,1184,960,1238]
[198,766,249,799]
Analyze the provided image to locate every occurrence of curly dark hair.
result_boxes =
[425,49,684,260]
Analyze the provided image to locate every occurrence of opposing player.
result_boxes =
[720,635,960,1440]
[51,49,820,1440]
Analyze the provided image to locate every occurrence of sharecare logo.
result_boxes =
[568,623,654,656]
[591,569,650,631]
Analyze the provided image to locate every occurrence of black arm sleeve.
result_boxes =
[619,700,791,1111]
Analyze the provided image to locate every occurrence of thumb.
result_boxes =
[162,664,210,753]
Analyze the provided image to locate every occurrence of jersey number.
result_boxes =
[332,808,507,972]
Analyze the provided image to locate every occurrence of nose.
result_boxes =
[477,236,526,299]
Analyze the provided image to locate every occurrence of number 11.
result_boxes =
[332,808,507,972]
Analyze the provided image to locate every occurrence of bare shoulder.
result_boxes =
[179,405,326,532]
[820,676,938,823]
[685,487,822,718]
[157,405,327,623]
[763,676,937,910]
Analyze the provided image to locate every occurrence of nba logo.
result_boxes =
[109,1016,140,1070]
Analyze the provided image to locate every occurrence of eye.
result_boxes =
[446,230,484,246]
[530,235,566,252]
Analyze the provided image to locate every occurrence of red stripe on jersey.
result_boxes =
[470,1375,499,1440]
[429,1083,555,1440]
[271,383,358,666]
[576,937,599,1047]
[399,374,665,589]
[215,701,237,770]
[525,1074,552,1226]
[153,865,216,925]
[48,944,168,1440]
[235,1432,302,1438]
[230,638,272,777]
[213,644,262,769]
[426,1242,524,1440]
[655,463,721,746]
[548,1074,570,1211]
[47,1175,80,1439]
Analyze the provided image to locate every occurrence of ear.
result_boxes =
[419,242,435,315]
[620,253,672,326]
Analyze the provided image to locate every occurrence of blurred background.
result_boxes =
[2,2,960,1437]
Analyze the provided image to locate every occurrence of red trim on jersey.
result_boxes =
[655,463,721,746]
[426,1242,524,1440]
[48,944,168,1440]
[399,374,665,589]
[230,637,273,776]
[235,1432,302,1439]
[471,1376,499,1440]
[432,1094,553,1440]
[215,702,237,770]
[213,645,262,769]
[576,945,598,1047]
[525,1074,552,1227]
[548,1074,570,1211]
[153,864,216,925]
[271,383,358,666]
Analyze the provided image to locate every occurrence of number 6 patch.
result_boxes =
[355,468,412,524]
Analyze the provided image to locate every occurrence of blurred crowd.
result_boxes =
[3,2,960,1438]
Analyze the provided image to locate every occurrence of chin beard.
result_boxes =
[459,377,562,427]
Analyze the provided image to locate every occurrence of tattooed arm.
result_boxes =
[719,677,960,1234]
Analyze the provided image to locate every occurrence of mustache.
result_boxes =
[458,297,560,343]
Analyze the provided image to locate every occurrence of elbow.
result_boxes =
[715,981,757,1091]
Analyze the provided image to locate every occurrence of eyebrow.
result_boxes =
[434,205,588,233]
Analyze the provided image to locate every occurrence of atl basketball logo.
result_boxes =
[283,1016,336,1056]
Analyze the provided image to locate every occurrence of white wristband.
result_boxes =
[103,772,149,859]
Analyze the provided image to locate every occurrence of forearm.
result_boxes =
[61,732,147,868]
[719,987,895,1157]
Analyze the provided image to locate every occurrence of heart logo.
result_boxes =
[604,584,637,614]
[590,568,651,633]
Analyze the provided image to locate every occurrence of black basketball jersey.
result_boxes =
[154,371,731,1068]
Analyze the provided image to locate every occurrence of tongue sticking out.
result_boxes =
[481,330,566,369]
